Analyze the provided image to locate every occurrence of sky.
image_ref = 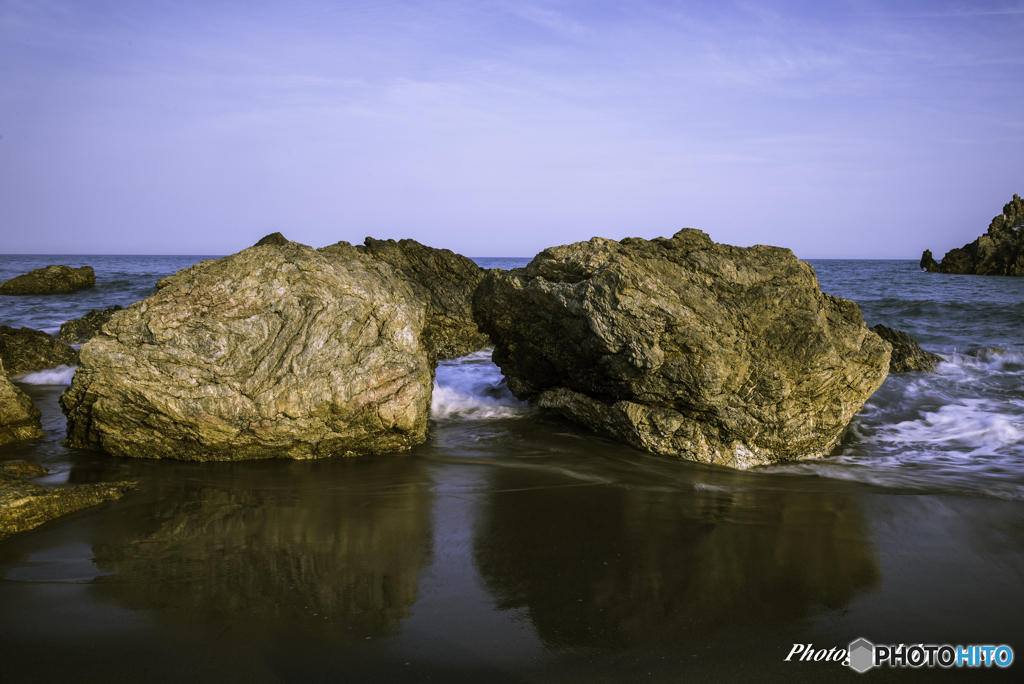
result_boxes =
[1,0,1022,258]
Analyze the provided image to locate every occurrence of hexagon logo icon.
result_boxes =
[849,638,874,673]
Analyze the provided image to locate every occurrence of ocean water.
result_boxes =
[1,254,1022,682]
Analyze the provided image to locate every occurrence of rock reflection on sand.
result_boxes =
[84,461,433,641]
[474,474,879,649]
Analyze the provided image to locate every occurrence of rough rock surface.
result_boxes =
[921,194,1024,275]
[156,260,217,289]
[59,306,125,344]
[473,229,891,469]
[870,324,942,373]
[0,361,43,445]
[0,265,96,294]
[0,326,78,374]
[0,461,136,542]
[60,241,434,461]
[254,231,289,247]
[319,238,490,360]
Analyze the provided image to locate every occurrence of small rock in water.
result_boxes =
[0,264,96,294]
[0,463,136,541]
[870,324,942,373]
[0,326,78,374]
[59,306,125,344]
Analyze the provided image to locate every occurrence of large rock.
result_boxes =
[59,306,125,344]
[319,238,490,360]
[473,229,891,469]
[921,194,1024,275]
[0,326,78,374]
[0,361,43,445]
[870,324,942,373]
[0,461,136,541]
[0,265,95,294]
[60,241,434,461]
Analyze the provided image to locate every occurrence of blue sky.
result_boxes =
[1,0,1022,258]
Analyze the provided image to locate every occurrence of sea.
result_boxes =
[1,254,1022,682]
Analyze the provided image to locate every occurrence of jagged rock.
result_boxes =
[155,260,218,289]
[919,249,939,272]
[0,265,95,294]
[0,460,47,477]
[0,463,136,541]
[59,306,125,344]
[0,361,43,445]
[319,238,490,360]
[60,241,434,461]
[254,232,289,247]
[922,194,1024,275]
[473,229,890,469]
[870,324,942,373]
[0,326,78,374]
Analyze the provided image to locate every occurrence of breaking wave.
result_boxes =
[431,350,529,420]
[18,365,77,385]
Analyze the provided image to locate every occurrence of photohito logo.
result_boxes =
[845,638,1014,672]
[783,639,1015,672]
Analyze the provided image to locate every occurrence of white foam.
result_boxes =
[875,399,1023,451]
[431,350,528,420]
[18,365,77,385]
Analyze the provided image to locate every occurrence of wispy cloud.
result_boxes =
[0,0,1021,257]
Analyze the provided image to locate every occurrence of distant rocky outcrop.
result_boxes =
[0,326,78,374]
[473,229,891,469]
[59,306,125,344]
[0,460,136,541]
[0,361,43,445]
[921,194,1024,275]
[318,237,490,360]
[0,265,96,294]
[60,241,434,461]
[870,324,942,373]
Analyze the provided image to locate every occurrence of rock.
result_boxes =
[319,238,491,360]
[0,326,78,374]
[60,241,434,461]
[965,346,1007,359]
[254,232,289,247]
[919,249,940,272]
[0,265,95,294]
[59,306,125,344]
[0,464,136,542]
[472,229,890,469]
[155,260,217,289]
[0,460,47,477]
[870,324,942,373]
[0,361,44,445]
[921,194,1024,275]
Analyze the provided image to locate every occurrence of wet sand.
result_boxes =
[1,385,1022,682]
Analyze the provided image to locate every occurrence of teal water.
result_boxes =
[1,254,1022,682]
